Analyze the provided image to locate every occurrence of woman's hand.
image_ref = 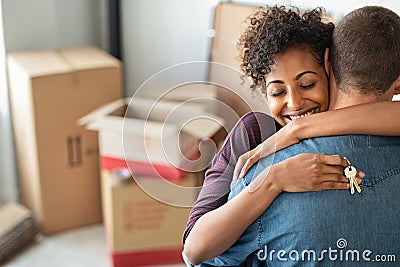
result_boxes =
[234,121,302,180]
[251,153,365,194]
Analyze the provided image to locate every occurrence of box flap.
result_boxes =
[7,47,120,78]
[182,112,224,139]
[94,116,177,137]
[126,98,208,125]
[7,51,72,77]
[59,46,121,70]
[78,98,177,137]
[79,97,224,139]
[77,98,130,128]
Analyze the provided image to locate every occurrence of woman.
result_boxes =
[183,6,398,266]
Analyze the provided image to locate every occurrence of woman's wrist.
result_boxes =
[258,164,283,196]
[288,116,308,141]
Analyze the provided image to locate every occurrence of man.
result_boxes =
[200,6,400,267]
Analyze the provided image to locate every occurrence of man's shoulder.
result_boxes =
[271,135,400,164]
[299,134,400,149]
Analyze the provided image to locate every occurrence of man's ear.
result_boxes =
[393,75,400,95]
[324,48,330,75]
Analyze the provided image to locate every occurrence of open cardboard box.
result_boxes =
[79,97,224,181]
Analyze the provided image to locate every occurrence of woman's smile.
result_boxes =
[283,107,320,122]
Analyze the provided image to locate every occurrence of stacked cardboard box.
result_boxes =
[80,96,224,266]
[7,46,122,234]
[101,170,203,267]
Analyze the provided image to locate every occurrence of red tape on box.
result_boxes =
[110,247,184,267]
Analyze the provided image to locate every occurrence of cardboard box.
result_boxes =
[209,3,269,120]
[101,169,203,267]
[79,97,224,181]
[7,46,122,234]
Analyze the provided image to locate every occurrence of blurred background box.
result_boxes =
[101,169,202,267]
[79,97,224,181]
[209,3,269,122]
[7,46,123,234]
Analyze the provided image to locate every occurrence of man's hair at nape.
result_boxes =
[331,6,400,96]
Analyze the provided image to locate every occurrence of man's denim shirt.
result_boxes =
[201,135,400,267]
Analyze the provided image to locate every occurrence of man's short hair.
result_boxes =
[331,6,400,96]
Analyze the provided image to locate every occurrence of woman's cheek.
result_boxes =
[266,98,280,117]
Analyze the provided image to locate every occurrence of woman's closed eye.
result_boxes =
[300,82,316,89]
[270,89,286,97]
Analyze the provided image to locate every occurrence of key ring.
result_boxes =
[343,156,351,166]
[343,157,361,194]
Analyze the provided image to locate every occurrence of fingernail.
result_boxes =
[359,171,365,177]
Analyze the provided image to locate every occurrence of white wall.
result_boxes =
[121,0,214,97]
[0,0,106,202]
[0,2,17,203]
[2,0,106,52]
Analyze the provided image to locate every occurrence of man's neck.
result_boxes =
[330,92,381,109]
[328,82,394,110]
[327,72,395,110]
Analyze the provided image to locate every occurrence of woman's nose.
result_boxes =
[286,90,305,110]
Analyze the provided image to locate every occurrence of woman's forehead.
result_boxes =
[267,48,323,77]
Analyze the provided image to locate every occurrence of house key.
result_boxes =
[343,158,361,194]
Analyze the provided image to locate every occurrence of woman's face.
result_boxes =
[264,47,329,126]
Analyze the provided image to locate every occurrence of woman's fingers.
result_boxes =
[239,153,260,178]
[315,180,350,191]
[309,153,365,183]
[233,154,247,181]
[233,150,256,180]
[276,153,366,192]
[312,154,348,167]
[357,170,365,179]
[234,147,263,180]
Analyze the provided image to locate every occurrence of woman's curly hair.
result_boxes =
[238,6,335,92]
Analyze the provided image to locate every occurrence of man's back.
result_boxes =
[252,134,400,266]
[204,134,400,267]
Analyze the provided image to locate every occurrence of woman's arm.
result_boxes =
[182,112,273,245]
[294,101,400,140]
[184,153,356,265]
[235,101,400,179]
[183,112,273,263]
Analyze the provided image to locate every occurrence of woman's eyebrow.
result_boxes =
[295,71,317,80]
[266,80,284,88]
